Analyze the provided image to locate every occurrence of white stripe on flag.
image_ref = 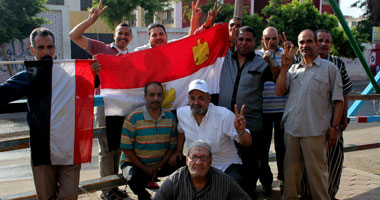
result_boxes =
[101,57,224,116]
[50,61,76,165]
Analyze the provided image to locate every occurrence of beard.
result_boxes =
[191,104,207,116]
[40,55,53,60]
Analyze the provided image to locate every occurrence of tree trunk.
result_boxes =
[234,0,244,18]
[0,44,14,77]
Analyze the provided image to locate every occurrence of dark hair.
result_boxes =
[148,23,166,35]
[299,29,317,42]
[115,23,132,35]
[315,29,332,41]
[231,16,244,26]
[144,81,163,95]
[239,26,256,38]
[29,28,55,48]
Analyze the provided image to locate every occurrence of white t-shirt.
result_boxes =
[177,103,248,172]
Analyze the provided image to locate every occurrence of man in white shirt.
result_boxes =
[173,79,252,196]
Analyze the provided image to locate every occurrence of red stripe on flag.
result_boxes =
[74,60,95,164]
[357,116,368,123]
[96,23,229,89]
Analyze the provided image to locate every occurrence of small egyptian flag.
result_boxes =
[25,59,94,166]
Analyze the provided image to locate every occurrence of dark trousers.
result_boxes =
[105,116,125,151]
[122,160,185,199]
[262,112,285,182]
[225,164,248,193]
[238,129,273,197]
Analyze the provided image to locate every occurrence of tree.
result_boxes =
[351,0,380,43]
[92,0,171,29]
[200,0,264,48]
[0,0,49,76]
[262,0,362,58]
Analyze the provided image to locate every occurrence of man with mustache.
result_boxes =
[174,79,252,196]
[120,82,179,200]
[69,1,132,199]
[134,0,221,52]
[0,28,81,199]
[276,29,344,200]
[153,140,251,200]
[300,29,354,199]
[218,26,275,199]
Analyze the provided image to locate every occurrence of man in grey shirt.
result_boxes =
[218,26,274,198]
[276,29,344,200]
[153,140,251,200]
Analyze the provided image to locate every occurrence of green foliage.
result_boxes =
[93,0,170,29]
[200,0,264,48]
[262,0,362,58]
[0,0,49,45]
[351,0,380,43]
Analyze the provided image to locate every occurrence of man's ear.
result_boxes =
[30,45,35,57]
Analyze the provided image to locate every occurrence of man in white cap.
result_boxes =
[154,140,251,200]
[171,79,252,195]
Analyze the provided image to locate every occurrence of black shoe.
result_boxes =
[112,188,129,198]
[262,186,272,196]
[101,191,121,200]
[279,180,284,195]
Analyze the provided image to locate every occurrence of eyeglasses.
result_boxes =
[188,155,210,162]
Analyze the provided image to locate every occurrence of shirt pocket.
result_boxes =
[244,71,261,87]
[311,74,329,92]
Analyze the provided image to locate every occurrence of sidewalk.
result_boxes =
[75,161,380,200]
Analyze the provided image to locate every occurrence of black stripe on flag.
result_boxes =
[25,60,53,166]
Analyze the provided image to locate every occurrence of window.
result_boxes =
[162,8,174,25]
[81,0,93,11]
[47,0,64,5]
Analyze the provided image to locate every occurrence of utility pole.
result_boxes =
[234,0,244,17]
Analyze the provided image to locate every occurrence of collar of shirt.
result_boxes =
[297,55,322,69]
[142,104,165,121]
[231,50,256,62]
[110,42,129,54]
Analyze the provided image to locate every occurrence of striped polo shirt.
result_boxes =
[256,48,288,113]
[120,105,177,165]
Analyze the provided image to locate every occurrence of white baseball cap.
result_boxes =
[188,79,209,93]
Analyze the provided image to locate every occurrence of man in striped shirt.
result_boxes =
[153,140,252,200]
[120,82,178,200]
[300,29,354,199]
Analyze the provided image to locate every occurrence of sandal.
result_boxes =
[101,191,122,200]
[146,180,160,189]
[112,188,129,198]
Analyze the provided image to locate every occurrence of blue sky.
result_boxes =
[340,0,365,18]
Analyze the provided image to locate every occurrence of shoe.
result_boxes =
[146,180,160,189]
[112,188,129,198]
[101,191,122,200]
[279,180,284,195]
[262,185,272,196]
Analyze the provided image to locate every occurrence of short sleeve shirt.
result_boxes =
[120,105,177,165]
[282,56,344,137]
[219,51,272,131]
[177,103,245,171]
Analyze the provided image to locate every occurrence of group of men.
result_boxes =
[0,0,354,199]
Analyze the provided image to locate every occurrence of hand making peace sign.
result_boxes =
[88,0,108,24]
[280,32,295,69]
[234,104,246,133]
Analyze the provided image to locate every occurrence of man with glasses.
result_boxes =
[154,140,251,200]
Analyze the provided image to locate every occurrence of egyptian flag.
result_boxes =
[25,60,94,166]
[96,23,229,116]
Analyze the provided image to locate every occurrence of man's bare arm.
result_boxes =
[69,0,107,50]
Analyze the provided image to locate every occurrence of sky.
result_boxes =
[340,0,365,18]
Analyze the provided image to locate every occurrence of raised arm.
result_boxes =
[69,0,108,50]
[234,104,252,147]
